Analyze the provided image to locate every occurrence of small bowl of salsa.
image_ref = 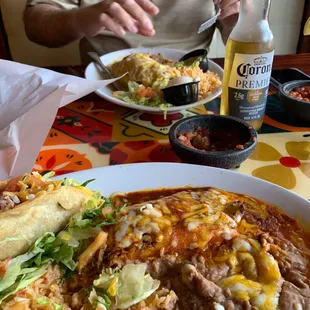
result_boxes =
[279,80,310,122]
[169,115,258,169]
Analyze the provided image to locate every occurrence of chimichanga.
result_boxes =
[109,53,179,90]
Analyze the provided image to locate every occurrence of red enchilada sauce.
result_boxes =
[177,126,249,151]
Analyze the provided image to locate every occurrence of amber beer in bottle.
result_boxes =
[220,0,275,130]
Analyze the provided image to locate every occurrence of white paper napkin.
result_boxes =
[0,60,122,179]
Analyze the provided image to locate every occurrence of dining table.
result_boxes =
[35,53,310,199]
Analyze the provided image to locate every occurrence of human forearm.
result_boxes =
[24,4,83,48]
[219,13,239,44]
[217,0,240,44]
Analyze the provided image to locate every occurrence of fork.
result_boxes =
[198,0,221,34]
[88,52,122,90]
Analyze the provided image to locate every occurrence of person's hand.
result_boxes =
[76,0,159,38]
[217,0,240,28]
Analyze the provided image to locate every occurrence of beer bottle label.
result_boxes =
[228,51,274,121]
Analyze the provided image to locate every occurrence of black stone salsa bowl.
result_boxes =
[279,80,310,122]
[169,115,258,169]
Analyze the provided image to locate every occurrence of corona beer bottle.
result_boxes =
[220,0,275,130]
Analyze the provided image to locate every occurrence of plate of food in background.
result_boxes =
[85,48,223,115]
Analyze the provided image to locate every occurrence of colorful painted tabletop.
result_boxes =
[33,91,310,199]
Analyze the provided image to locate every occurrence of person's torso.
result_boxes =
[79,0,216,63]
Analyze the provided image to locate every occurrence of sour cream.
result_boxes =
[166,76,200,88]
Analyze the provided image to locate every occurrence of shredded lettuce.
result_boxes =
[115,264,160,308]
[152,78,170,91]
[93,264,160,309]
[36,297,63,310]
[128,81,139,93]
[113,81,172,111]
[0,257,24,292]
[41,171,56,180]
[61,177,95,187]
[36,297,50,306]
[57,231,80,248]
[53,303,64,310]
[69,193,123,229]
[0,265,47,303]
[68,227,101,241]
[94,268,120,293]
[0,233,60,302]
[61,178,82,187]
[89,288,112,310]
[53,244,76,270]
[0,232,54,293]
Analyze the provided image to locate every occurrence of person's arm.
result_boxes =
[24,4,82,48]
[217,0,240,44]
[24,0,159,48]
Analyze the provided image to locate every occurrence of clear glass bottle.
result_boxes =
[220,0,275,131]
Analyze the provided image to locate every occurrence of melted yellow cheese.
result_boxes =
[113,193,238,253]
[217,236,281,310]
[114,204,172,249]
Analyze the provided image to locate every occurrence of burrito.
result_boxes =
[0,172,93,260]
[109,53,179,90]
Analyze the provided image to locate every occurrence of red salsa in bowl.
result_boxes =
[169,115,258,169]
[279,80,310,122]
[288,85,310,102]
[177,126,252,152]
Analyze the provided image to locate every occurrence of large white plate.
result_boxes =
[56,163,310,227]
[85,48,223,115]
